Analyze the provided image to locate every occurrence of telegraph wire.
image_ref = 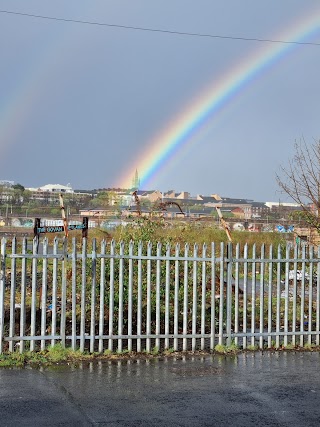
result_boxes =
[0,9,320,46]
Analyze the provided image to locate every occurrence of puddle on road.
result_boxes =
[168,364,223,377]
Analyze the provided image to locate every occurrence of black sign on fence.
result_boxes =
[34,217,89,238]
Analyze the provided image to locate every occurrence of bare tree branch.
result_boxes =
[276,138,320,232]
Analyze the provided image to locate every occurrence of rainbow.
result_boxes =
[0,34,57,158]
[118,9,320,190]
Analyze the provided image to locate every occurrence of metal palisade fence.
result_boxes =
[0,237,320,354]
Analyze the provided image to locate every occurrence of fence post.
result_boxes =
[40,238,48,351]
[136,241,142,352]
[80,238,87,353]
[108,240,115,352]
[283,244,290,347]
[210,242,216,350]
[276,244,282,349]
[20,238,27,353]
[243,244,248,349]
[98,239,106,353]
[292,244,298,347]
[165,243,171,350]
[299,244,307,348]
[118,241,124,353]
[173,243,180,352]
[155,242,162,351]
[51,237,58,347]
[9,237,17,352]
[146,241,152,353]
[60,237,68,348]
[308,245,314,346]
[234,243,240,348]
[0,238,6,354]
[192,244,198,351]
[251,244,256,348]
[200,243,207,350]
[30,237,38,352]
[259,244,265,350]
[316,246,320,347]
[267,244,273,349]
[127,240,134,352]
[226,242,233,347]
[90,239,97,353]
[218,242,225,346]
[182,243,189,352]
[71,238,77,350]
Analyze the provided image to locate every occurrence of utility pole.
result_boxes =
[5,204,8,226]
[59,194,68,237]
[212,194,232,242]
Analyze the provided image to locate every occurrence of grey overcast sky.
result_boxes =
[0,1,320,201]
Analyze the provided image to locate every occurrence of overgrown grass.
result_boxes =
[111,219,289,248]
[2,342,320,368]
[214,342,240,354]
[0,344,91,368]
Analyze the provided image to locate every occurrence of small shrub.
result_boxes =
[164,347,175,354]
[151,346,159,355]
[46,344,69,362]
[228,342,240,353]
[0,352,25,368]
[283,343,295,350]
[304,342,316,350]
[215,342,240,354]
[215,344,227,354]
[247,344,259,351]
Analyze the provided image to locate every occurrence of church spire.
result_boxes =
[131,169,140,191]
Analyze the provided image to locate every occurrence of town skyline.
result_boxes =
[1,179,299,206]
[1,1,320,201]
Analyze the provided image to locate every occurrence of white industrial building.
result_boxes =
[27,184,74,194]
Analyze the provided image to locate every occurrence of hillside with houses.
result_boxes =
[0,179,316,243]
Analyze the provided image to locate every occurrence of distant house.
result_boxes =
[251,202,270,218]
[37,184,74,193]
[26,184,74,203]
[231,207,245,218]
[136,190,163,203]
[176,191,190,200]
[164,190,177,198]
[27,183,74,195]
[79,208,114,218]
[165,190,190,200]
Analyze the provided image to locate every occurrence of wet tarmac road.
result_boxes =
[1,352,320,426]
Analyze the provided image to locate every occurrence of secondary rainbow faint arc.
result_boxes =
[0,5,92,158]
[118,10,320,190]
